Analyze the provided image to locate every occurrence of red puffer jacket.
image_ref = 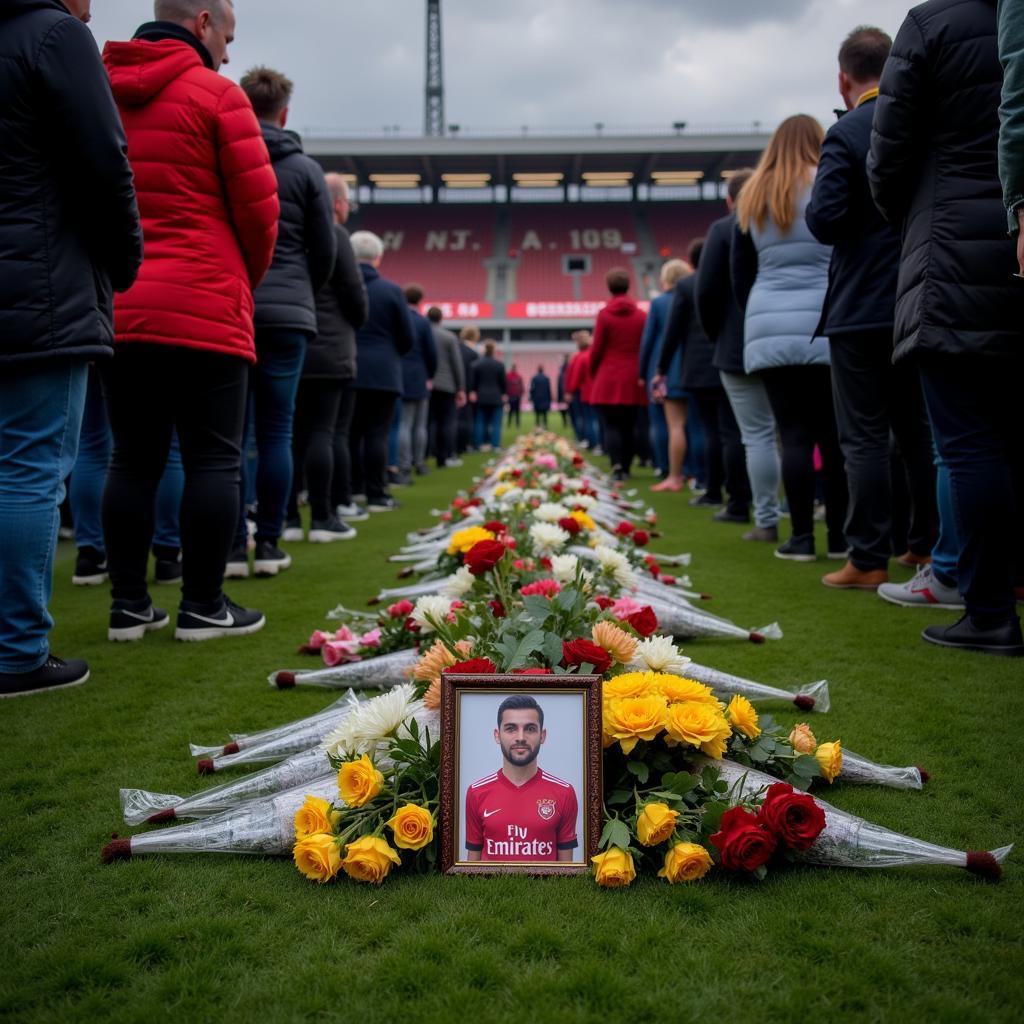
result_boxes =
[588,296,648,406]
[103,39,279,361]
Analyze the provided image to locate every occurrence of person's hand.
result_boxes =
[636,378,646,389]
[455,390,467,408]
[1017,208,1024,276]
[651,375,668,403]
[468,391,478,404]
[426,379,434,391]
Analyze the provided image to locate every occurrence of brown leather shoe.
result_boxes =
[896,550,932,568]
[822,561,889,590]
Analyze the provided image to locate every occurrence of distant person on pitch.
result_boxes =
[529,365,553,428]
[465,696,579,862]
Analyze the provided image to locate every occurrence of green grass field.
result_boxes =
[1,415,1021,1022]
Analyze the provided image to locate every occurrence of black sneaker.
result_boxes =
[712,507,750,524]
[282,518,304,542]
[175,595,266,641]
[775,535,816,562]
[414,464,430,476]
[108,598,170,642]
[367,495,399,512]
[224,547,250,579]
[308,517,357,542]
[690,494,722,508]
[154,557,183,585]
[253,540,292,576]
[0,656,89,698]
[390,471,412,488]
[922,615,1024,657]
[72,546,108,586]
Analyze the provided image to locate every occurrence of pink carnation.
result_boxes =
[610,596,645,619]
[535,454,557,469]
[520,578,562,599]
[306,629,333,650]
[333,625,355,642]
[322,640,362,666]
[358,628,382,648]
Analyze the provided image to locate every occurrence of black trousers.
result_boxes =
[101,343,247,604]
[596,404,639,473]
[456,402,474,452]
[829,332,937,570]
[288,378,343,522]
[759,365,848,550]
[429,389,457,466]
[507,397,521,426]
[350,388,397,502]
[535,408,549,427]
[330,380,356,508]
[919,353,1023,624]
[689,387,752,515]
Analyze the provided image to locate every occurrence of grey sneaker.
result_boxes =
[743,525,778,543]
[877,564,964,610]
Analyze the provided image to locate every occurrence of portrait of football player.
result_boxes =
[464,694,579,862]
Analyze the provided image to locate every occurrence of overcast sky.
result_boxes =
[86,0,908,137]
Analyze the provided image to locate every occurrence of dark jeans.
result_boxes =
[830,332,937,570]
[535,408,549,428]
[288,378,343,522]
[918,353,1023,625]
[475,403,503,448]
[759,365,848,549]
[101,344,247,604]
[235,329,306,547]
[596,404,639,473]
[350,388,397,502]
[507,397,521,426]
[330,380,356,508]
[689,387,752,515]
[457,401,474,452]
[429,389,457,466]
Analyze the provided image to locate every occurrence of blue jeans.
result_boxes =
[70,366,183,553]
[474,403,503,448]
[236,329,306,546]
[647,397,669,475]
[0,360,87,671]
[720,371,781,528]
[931,456,959,587]
[387,399,402,468]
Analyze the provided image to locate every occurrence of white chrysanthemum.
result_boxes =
[538,473,561,489]
[533,502,570,523]
[322,683,423,758]
[630,635,692,674]
[411,594,452,632]
[523,488,547,502]
[594,544,635,588]
[571,493,596,508]
[497,486,523,504]
[550,554,580,584]
[529,521,570,554]
[562,478,584,492]
[440,566,476,598]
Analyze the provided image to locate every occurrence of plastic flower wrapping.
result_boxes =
[103,434,1011,885]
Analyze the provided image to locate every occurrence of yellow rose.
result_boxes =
[569,509,596,531]
[446,526,496,555]
[591,847,637,888]
[338,754,384,807]
[293,832,342,883]
[341,835,402,884]
[636,802,679,846]
[815,740,843,783]
[493,484,510,497]
[603,671,659,703]
[294,795,338,839]
[603,694,667,754]
[656,675,721,707]
[789,722,817,755]
[387,804,435,850]
[658,842,712,883]
[664,702,732,758]
[726,694,761,740]
[592,620,638,664]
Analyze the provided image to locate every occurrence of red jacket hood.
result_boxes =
[604,295,638,316]
[103,39,202,107]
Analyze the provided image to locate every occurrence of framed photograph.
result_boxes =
[439,674,603,875]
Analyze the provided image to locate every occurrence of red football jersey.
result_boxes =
[465,768,579,861]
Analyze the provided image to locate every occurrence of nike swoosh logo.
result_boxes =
[119,609,157,622]
[184,611,233,626]
[482,808,501,818]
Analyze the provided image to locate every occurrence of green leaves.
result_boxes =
[626,760,650,784]
[599,817,632,851]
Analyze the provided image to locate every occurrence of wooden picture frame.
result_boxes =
[439,673,603,875]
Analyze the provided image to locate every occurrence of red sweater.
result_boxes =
[104,39,279,361]
[588,296,648,405]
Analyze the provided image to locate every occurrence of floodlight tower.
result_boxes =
[424,0,445,136]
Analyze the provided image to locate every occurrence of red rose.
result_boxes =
[661,574,676,586]
[552,482,564,494]
[488,599,506,618]
[594,595,615,610]
[614,521,635,536]
[539,557,552,570]
[647,561,661,578]
[756,783,826,852]
[572,455,584,467]
[632,529,650,547]
[709,806,777,872]
[626,606,659,637]
[562,638,612,674]
[513,668,554,674]
[464,539,506,576]
[482,520,506,534]
[403,616,420,632]
[452,498,467,509]
[443,658,497,675]
[558,516,582,536]
[388,599,414,619]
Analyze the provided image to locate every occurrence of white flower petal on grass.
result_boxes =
[550,554,580,584]
[323,683,423,758]
[533,502,570,523]
[440,566,475,598]
[529,522,571,554]
[630,635,692,674]
[411,595,452,632]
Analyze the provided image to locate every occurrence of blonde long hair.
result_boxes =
[736,114,824,235]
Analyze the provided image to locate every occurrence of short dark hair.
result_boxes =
[426,306,443,323]
[404,283,424,305]
[497,694,544,728]
[688,238,704,270]
[838,26,891,83]
[726,167,754,204]
[239,66,293,121]
[606,267,630,295]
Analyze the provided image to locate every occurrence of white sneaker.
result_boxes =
[282,522,304,542]
[444,458,463,468]
[877,564,964,610]
[336,503,369,522]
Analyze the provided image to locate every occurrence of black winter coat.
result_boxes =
[807,97,899,336]
[0,0,141,366]
[867,0,1020,361]
[661,276,720,391]
[470,356,507,405]
[401,309,438,400]
[354,264,414,394]
[305,225,367,379]
[529,372,552,411]
[253,124,335,336]
[694,213,746,374]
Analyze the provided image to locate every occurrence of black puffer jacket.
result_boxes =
[867,0,1019,362]
[0,0,141,366]
[306,225,367,379]
[695,212,746,374]
[253,123,335,336]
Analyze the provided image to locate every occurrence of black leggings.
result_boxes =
[288,378,343,522]
[101,344,247,604]
[759,365,848,548]
[349,388,397,502]
[689,387,751,514]
[330,380,356,508]
[596,404,639,473]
